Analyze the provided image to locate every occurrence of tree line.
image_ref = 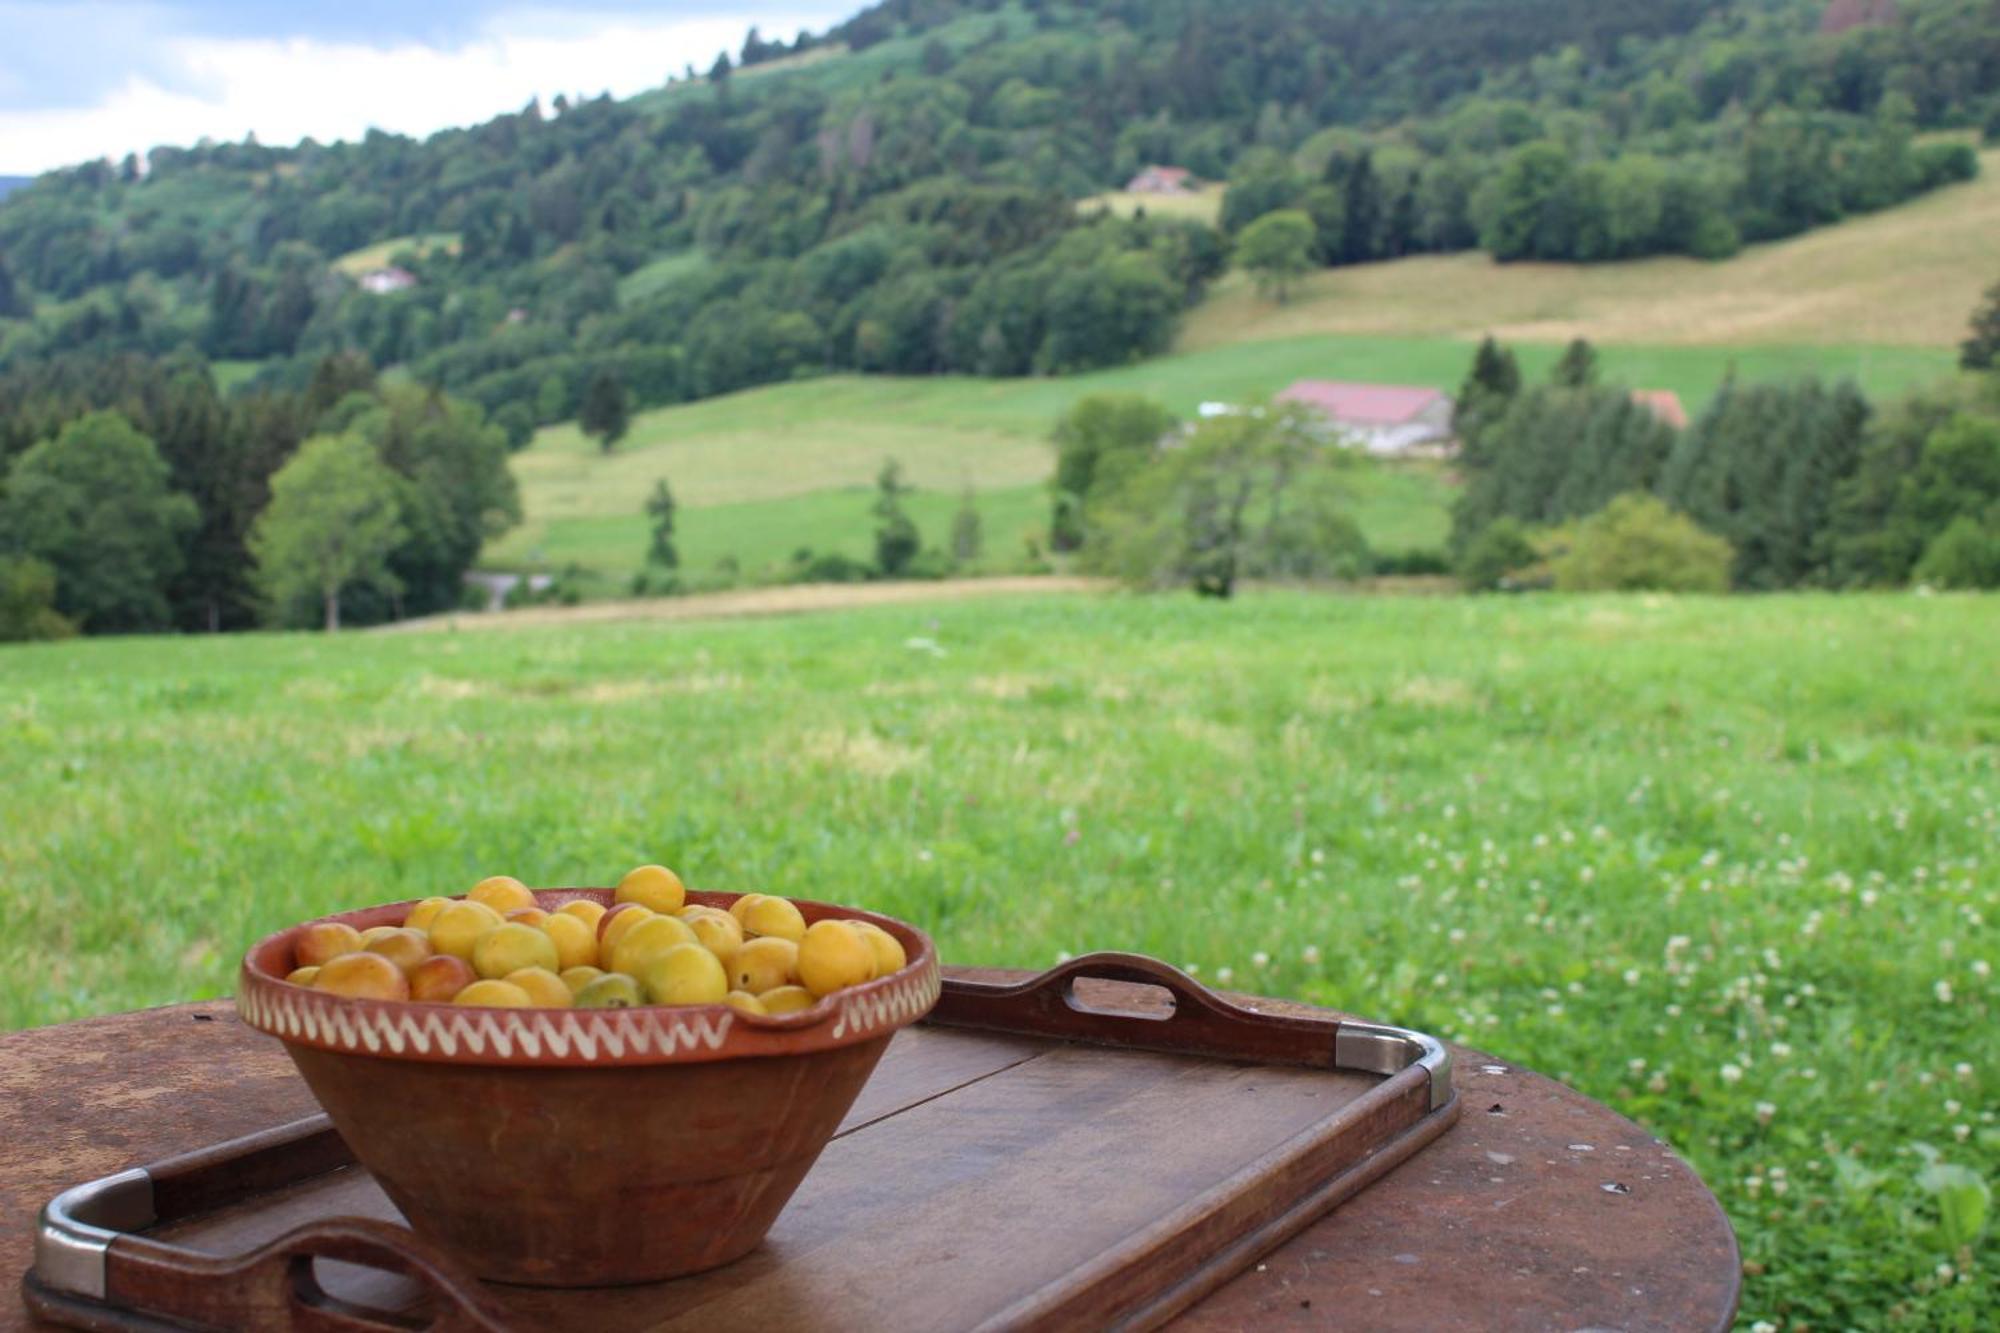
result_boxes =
[0,352,518,639]
[1452,324,2000,593]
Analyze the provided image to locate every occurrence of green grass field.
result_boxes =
[2,592,1993,1326]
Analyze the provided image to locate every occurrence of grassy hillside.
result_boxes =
[1183,148,2000,351]
[4,591,1994,1329]
[329,233,461,276]
[1076,185,1226,225]
[485,156,1982,584]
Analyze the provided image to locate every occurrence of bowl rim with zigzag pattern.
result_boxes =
[236,888,940,1067]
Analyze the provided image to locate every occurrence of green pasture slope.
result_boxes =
[3,592,1994,1326]
[488,336,1942,582]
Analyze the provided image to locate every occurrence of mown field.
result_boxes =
[1180,146,2000,351]
[3,592,1993,1326]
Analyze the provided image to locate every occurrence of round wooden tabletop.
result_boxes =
[0,976,1738,1332]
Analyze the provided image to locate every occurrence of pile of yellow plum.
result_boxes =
[282,865,906,1014]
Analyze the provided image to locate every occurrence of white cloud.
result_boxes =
[0,7,844,174]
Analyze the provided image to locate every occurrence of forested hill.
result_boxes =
[0,0,1995,429]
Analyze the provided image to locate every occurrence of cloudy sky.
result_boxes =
[0,1,854,175]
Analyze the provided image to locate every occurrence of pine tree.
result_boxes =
[873,459,919,576]
[951,485,983,563]
[645,479,678,571]
[1453,336,1523,452]
[1552,338,1600,387]
[1963,279,2000,372]
[579,369,630,452]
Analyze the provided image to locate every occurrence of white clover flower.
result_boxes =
[1056,951,1073,963]
[1215,967,1233,985]
[1721,1064,1744,1085]
[1251,951,1270,970]
[1954,1124,1971,1142]
[1751,1320,1778,1333]
[1302,945,1321,966]
[1955,1062,1974,1080]
[1973,959,1991,979]
[1946,1099,1962,1116]
[1624,968,1641,985]
[1755,1101,1776,1125]
[1935,980,1954,1004]
[1628,1057,1647,1072]
[1937,1263,1956,1283]
[1647,1071,1669,1093]
[1770,1042,1792,1059]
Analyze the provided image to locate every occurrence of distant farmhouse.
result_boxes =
[1126,165,1196,195]
[357,266,417,295]
[1820,0,1899,35]
[1276,380,1457,458]
[1630,389,1690,430]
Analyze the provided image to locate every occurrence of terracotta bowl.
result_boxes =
[236,889,940,1287]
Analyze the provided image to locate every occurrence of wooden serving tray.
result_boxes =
[25,954,1458,1333]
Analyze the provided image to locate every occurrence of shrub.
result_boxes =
[1457,518,1540,591]
[0,556,77,641]
[1913,516,2000,589]
[1543,493,1733,593]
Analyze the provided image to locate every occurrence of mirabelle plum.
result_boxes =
[363,927,433,978]
[686,910,744,963]
[427,901,503,962]
[468,875,535,914]
[314,952,410,1001]
[403,896,452,932]
[797,920,874,997]
[285,966,320,987]
[504,967,573,1007]
[409,954,477,1002]
[608,914,698,977]
[454,980,533,1007]
[597,903,653,951]
[722,990,767,1015]
[504,907,550,929]
[573,974,643,1008]
[756,985,816,1015]
[638,944,728,1006]
[852,921,907,978]
[616,864,686,914]
[540,913,597,971]
[558,965,605,997]
[557,900,607,932]
[730,937,799,995]
[472,922,560,980]
[295,921,364,969]
[740,896,807,943]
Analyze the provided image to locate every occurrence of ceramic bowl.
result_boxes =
[236,889,940,1287]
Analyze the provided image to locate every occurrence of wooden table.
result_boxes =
[1,975,1739,1332]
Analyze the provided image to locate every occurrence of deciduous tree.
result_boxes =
[250,434,406,632]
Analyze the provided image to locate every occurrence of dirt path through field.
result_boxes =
[378,576,1111,633]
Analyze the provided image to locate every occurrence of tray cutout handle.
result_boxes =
[933,952,1453,1111]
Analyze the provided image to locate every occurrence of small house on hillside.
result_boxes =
[1276,380,1456,458]
[358,266,417,295]
[1126,165,1195,195]
[1820,0,1899,35]
[1631,389,1689,430]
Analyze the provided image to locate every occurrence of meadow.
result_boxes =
[485,336,1942,582]
[2,591,1993,1327]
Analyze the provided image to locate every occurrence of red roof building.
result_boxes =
[1275,380,1456,457]
[1630,390,1690,430]
[1126,165,1194,195]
